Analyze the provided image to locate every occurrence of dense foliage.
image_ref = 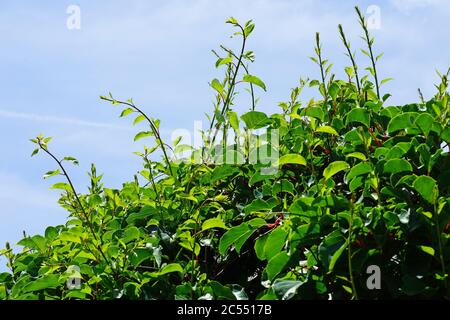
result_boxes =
[1,8,450,300]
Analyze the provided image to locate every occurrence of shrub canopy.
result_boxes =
[1,10,450,300]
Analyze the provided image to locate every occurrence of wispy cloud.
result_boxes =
[0,171,59,211]
[0,109,132,131]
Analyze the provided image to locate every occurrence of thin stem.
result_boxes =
[220,45,255,110]
[37,142,109,264]
[348,197,359,300]
[209,24,247,147]
[338,24,361,95]
[434,202,448,292]
[315,32,328,103]
[102,97,174,176]
[355,6,380,99]
[143,155,166,229]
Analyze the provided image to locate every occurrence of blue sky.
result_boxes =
[0,0,449,271]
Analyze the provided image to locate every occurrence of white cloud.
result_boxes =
[0,109,131,131]
[0,171,60,211]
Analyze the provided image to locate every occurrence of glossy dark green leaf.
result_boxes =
[346,162,372,181]
[265,251,290,281]
[383,159,412,174]
[387,112,418,134]
[264,227,288,261]
[413,175,438,204]
[346,108,370,128]
[323,161,350,180]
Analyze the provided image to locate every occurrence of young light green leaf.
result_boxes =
[241,111,269,129]
[418,245,435,257]
[43,170,61,179]
[243,75,267,91]
[276,154,307,167]
[345,152,367,161]
[315,126,339,135]
[134,131,153,142]
[323,161,350,180]
[227,111,240,132]
[202,218,228,231]
[216,56,233,68]
[346,162,372,181]
[211,79,224,94]
[120,108,134,117]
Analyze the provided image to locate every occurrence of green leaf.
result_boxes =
[62,157,79,165]
[329,241,348,272]
[264,228,288,261]
[319,230,346,271]
[387,112,418,134]
[219,222,261,255]
[241,111,269,129]
[346,162,372,181]
[265,251,290,281]
[315,126,338,135]
[244,198,276,214]
[43,170,60,179]
[349,175,364,192]
[210,165,240,183]
[120,108,134,117]
[134,131,153,142]
[243,74,267,91]
[247,218,268,228]
[129,248,152,266]
[383,159,412,174]
[226,17,238,25]
[413,175,438,204]
[58,231,82,244]
[276,154,307,167]
[133,114,146,125]
[305,107,324,121]
[22,275,60,293]
[328,82,340,100]
[228,111,239,132]
[31,148,39,157]
[255,233,269,260]
[153,263,183,276]
[173,136,182,146]
[216,56,233,68]
[380,78,393,85]
[272,280,305,300]
[202,218,228,231]
[272,180,295,195]
[122,227,140,243]
[415,113,434,137]
[44,226,58,241]
[211,79,224,94]
[346,108,371,128]
[209,281,236,300]
[323,161,350,180]
[417,245,435,257]
[50,182,71,191]
[173,144,193,155]
[345,152,367,161]
[442,126,450,142]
